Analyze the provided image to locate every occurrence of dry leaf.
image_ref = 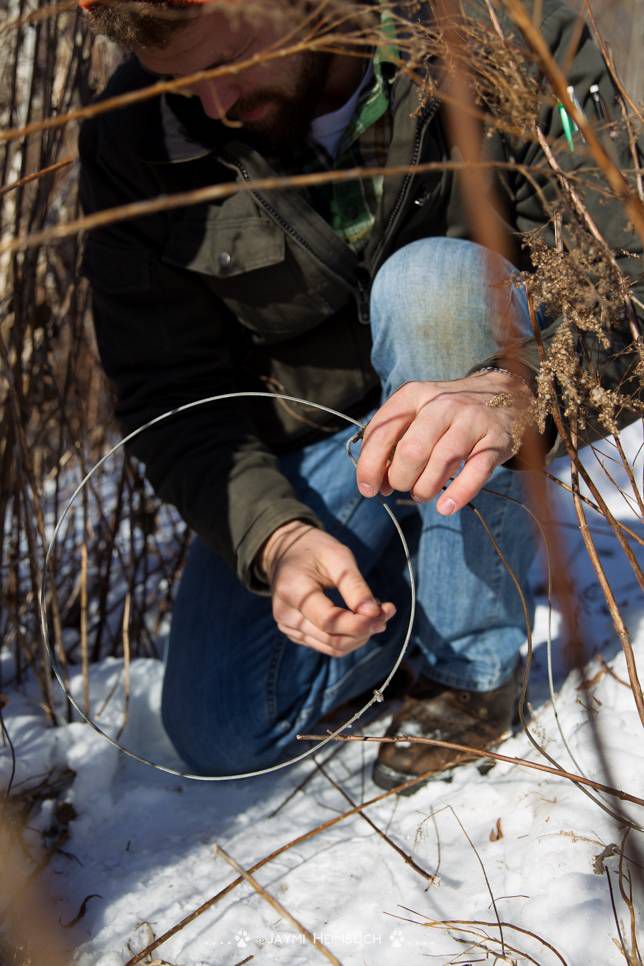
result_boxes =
[489,818,504,842]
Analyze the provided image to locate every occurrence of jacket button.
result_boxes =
[218,251,232,271]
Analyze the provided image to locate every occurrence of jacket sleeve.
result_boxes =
[78,118,320,594]
[472,0,643,460]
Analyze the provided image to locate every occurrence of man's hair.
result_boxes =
[87,0,364,52]
[86,1,200,50]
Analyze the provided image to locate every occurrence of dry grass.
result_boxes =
[1,0,643,963]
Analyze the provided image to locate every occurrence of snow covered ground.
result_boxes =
[2,424,642,965]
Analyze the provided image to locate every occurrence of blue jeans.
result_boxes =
[161,238,537,775]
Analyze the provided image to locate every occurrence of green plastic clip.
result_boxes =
[558,86,582,153]
[558,102,576,152]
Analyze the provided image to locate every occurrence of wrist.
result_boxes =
[259,519,315,582]
[471,365,536,400]
[472,366,535,403]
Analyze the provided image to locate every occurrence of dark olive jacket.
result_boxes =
[79,0,642,591]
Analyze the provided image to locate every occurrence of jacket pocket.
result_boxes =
[164,214,285,278]
[162,204,348,341]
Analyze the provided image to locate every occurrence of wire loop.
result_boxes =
[39,391,416,782]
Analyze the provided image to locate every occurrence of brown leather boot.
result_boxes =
[317,660,419,730]
[372,663,522,793]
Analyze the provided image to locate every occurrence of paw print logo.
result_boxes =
[235,928,250,948]
[390,928,405,948]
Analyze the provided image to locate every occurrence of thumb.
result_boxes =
[331,553,381,616]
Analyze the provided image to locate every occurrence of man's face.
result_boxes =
[135,4,331,149]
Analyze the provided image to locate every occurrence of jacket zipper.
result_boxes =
[371,96,440,277]
[224,153,376,321]
[355,267,371,324]
[221,93,438,327]
[221,153,359,293]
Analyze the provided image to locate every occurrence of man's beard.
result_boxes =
[231,51,332,155]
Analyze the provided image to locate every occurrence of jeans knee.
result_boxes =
[161,697,281,776]
[371,237,516,325]
[370,238,528,386]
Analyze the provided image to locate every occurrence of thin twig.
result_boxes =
[449,808,505,957]
[0,158,554,256]
[392,913,541,964]
[267,743,345,818]
[0,156,74,199]
[314,757,438,884]
[612,432,644,518]
[570,422,644,726]
[80,542,90,718]
[123,759,508,966]
[214,843,342,965]
[527,295,644,724]
[115,593,131,743]
[501,0,644,245]
[297,734,644,806]
[542,473,643,546]
[396,908,568,965]
[469,494,641,830]
[618,829,643,966]
[606,867,630,964]
[582,0,644,121]
[0,0,77,37]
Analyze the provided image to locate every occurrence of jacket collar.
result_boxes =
[142,88,222,164]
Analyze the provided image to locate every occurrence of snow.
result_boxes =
[2,424,642,965]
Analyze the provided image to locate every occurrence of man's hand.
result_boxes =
[356,370,533,513]
[260,520,396,656]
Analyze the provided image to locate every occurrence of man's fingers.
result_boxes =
[275,574,395,640]
[411,455,463,504]
[325,549,387,618]
[356,393,417,495]
[436,441,504,513]
[275,603,373,644]
[269,532,396,649]
[276,617,371,654]
[277,625,369,656]
[385,405,451,493]
[296,587,386,637]
[407,423,476,503]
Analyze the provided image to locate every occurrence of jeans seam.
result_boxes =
[425,667,504,691]
[337,492,364,528]
[266,635,287,722]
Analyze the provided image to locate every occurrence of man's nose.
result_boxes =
[193,79,241,120]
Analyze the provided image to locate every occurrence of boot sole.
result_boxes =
[372,759,455,795]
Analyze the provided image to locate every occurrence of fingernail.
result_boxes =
[372,623,387,634]
[358,482,375,497]
[439,498,457,515]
